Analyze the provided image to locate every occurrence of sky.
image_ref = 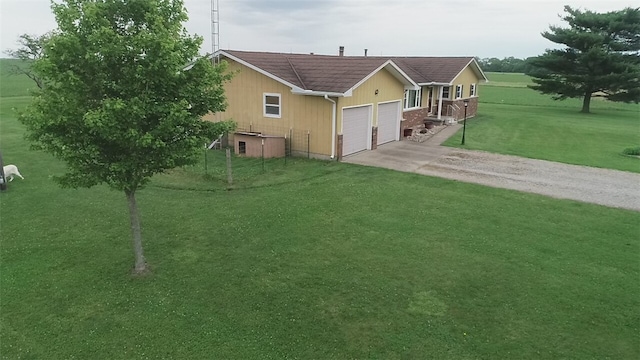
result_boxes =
[1,0,637,59]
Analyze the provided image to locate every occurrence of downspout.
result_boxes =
[437,86,444,120]
[324,95,337,159]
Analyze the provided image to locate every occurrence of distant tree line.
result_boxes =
[476,57,533,73]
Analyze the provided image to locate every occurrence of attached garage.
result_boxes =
[342,105,372,156]
[377,101,401,145]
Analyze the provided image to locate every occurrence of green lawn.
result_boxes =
[0,59,38,98]
[1,61,639,359]
[482,72,533,88]
[444,72,640,172]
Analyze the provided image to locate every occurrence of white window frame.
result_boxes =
[470,83,477,97]
[263,93,281,118]
[442,86,450,99]
[455,84,463,99]
[403,88,422,110]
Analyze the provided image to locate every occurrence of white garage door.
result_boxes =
[342,105,371,156]
[377,101,401,145]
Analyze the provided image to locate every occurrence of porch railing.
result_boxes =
[446,104,460,117]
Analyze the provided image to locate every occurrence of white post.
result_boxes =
[437,86,444,120]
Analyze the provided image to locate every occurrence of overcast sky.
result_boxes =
[1,0,637,59]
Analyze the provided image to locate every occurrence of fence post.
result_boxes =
[204,143,208,174]
[226,148,233,186]
[307,130,310,159]
[261,138,265,172]
[284,132,287,165]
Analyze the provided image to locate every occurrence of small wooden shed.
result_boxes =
[234,132,286,158]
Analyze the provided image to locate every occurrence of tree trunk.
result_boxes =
[581,92,592,113]
[125,189,147,274]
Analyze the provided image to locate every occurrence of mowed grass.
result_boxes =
[0,59,38,98]
[1,61,639,359]
[480,72,533,88]
[444,72,640,172]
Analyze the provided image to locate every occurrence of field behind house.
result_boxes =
[443,72,640,173]
[1,61,639,359]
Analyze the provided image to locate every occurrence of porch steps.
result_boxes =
[426,116,457,125]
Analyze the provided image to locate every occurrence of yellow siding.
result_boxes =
[423,85,452,102]
[336,67,404,133]
[205,59,334,157]
[452,66,482,98]
[420,86,433,107]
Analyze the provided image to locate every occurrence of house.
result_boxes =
[205,48,488,159]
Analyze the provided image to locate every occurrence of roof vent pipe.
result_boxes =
[364,49,368,57]
[339,46,344,57]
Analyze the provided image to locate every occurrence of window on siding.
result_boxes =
[403,89,422,110]
[442,86,450,99]
[239,141,246,154]
[470,83,477,97]
[455,85,463,99]
[264,93,281,118]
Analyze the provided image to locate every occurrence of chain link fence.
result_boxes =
[236,123,311,159]
[150,125,335,191]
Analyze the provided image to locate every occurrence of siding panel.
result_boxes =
[205,59,333,157]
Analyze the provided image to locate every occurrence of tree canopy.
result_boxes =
[526,6,640,113]
[20,0,234,274]
[3,33,52,89]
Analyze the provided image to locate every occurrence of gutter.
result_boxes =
[324,95,337,159]
[292,89,346,97]
[418,82,452,86]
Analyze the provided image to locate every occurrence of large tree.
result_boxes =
[3,33,53,89]
[20,0,234,274]
[526,6,640,113]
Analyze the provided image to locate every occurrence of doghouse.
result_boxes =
[234,132,286,158]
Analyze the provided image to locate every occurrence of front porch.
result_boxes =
[400,97,478,140]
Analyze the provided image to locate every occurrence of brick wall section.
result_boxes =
[371,127,378,150]
[401,108,429,138]
[337,134,344,160]
[439,97,479,120]
[452,97,478,120]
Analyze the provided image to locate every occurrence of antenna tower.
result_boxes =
[211,0,220,64]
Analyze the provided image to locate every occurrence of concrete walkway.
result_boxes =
[344,125,640,211]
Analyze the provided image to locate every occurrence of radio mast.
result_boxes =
[211,0,220,64]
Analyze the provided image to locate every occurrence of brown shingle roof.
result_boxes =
[390,57,475,84]
[224,50,391,93]
[221,50,480,94]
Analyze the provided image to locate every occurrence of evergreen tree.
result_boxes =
[526,6,640,113]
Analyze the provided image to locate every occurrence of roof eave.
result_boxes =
[418,82,452,86]
[217,50,306,93]
[345,60,419,95]
[291,89,347,97]
[471,58,490,82]
[450,58,490,83]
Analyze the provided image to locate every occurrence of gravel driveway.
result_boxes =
[343,125,640,212]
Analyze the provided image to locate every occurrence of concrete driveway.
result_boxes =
[343,125,640,211]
